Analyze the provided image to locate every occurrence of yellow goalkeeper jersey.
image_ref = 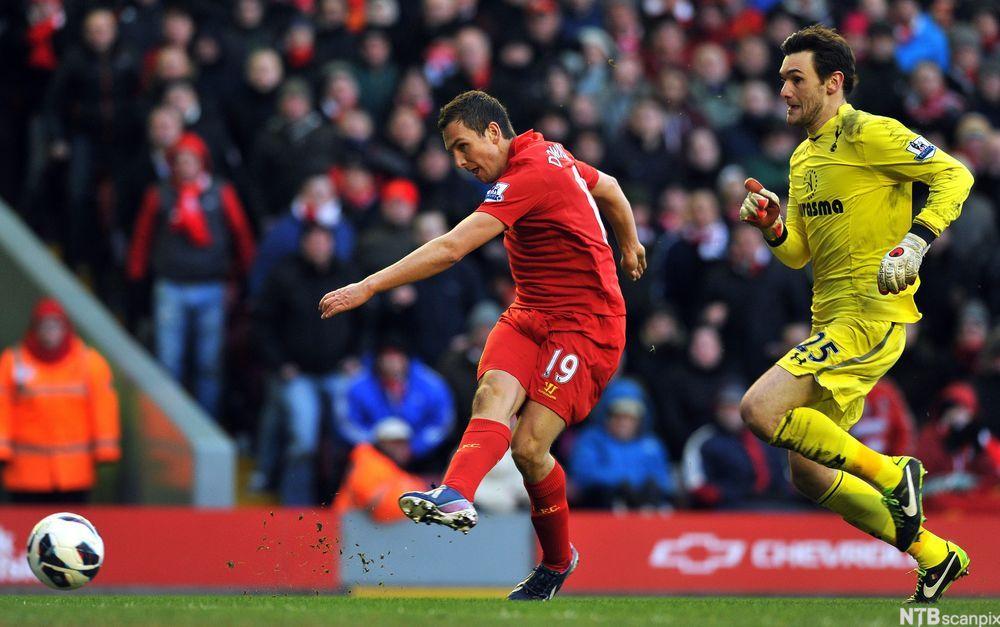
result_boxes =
[769,103,974,325]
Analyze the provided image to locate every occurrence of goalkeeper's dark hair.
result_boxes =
[781,25,857,95]
[437,91,516,139]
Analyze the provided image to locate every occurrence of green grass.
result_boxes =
[1,595,999,626]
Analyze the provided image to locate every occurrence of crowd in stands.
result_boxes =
[1,0,999,513]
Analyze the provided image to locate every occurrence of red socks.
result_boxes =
[442,418,511,501]
[443,419,572,572]
[525,461,572,572]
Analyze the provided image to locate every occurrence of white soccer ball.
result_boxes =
[26,512,104,590]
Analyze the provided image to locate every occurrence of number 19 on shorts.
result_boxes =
[543,348,579,384]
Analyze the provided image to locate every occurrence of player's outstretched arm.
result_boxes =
[319,212,505,319]
[861,119,975,294]
[740,177,810,269]
[590,170,646,281]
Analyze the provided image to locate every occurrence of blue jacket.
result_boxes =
[249,214,355,298]
[340,360,454,458]
[683,424,793,509]
[569,378,674,494]
[895,13,950,73]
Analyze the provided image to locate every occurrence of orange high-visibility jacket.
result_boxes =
[0,338,120,492]
[333,443,424,523]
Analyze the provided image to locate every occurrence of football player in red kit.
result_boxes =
[319,91,645,600]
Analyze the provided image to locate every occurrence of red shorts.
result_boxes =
[477,308,626,425]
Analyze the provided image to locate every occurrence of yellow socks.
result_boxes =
[908,528,950,570]
[771,407,903,490]
[817,469,950,569]
[817,470,896,544]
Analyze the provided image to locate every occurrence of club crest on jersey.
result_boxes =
[484,182,509,202]
[906,136,936,161]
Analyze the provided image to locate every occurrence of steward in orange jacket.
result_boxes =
[333,418,423,523]
[0,299,120,502]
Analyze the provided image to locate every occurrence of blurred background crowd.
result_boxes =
[1,0,999,516]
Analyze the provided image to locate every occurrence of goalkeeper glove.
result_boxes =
[741,178,783,239]
[877,232,929,295]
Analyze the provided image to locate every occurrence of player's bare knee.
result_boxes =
[739,392,777,441]
[471,373,515,418]
[510,436,546,474]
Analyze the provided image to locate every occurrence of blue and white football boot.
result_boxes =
[398,485,478,534]
[507,545,579,601]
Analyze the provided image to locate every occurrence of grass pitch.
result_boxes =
[1,595,999,626]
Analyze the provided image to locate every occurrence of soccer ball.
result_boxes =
[26,512,104,590]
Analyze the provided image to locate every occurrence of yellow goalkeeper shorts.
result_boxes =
[777,318,906,430]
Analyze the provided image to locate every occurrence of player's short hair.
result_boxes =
[437,90,516,139]
[781,25,857,95]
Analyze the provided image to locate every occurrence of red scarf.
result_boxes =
[170,177,212,247]
[287,44,315,69]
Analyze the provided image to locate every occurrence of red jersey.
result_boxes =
[475,130,626,317]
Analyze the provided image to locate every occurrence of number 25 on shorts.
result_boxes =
[792,332,840,363]
[543,348,580,384]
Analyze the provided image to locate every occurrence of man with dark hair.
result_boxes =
[320,89,644,600]
[737,25,975,602]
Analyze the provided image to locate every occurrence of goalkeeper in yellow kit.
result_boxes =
[739,26,975,603]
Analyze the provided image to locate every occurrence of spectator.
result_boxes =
[162,80,241,180]
[340,337,455,463]
[224,0,276,67]
[576,27,614,97]
[117,105,184,242]
[281,18,319,82]
[723,80,780,162]
[852,21,907,122]
[43,7,139,275]
[127,132,256,418]
[569,378,675,510]
[659,325,732,457]
[683,383,794,510]
[225,48,283,162]
[333,418,425,522]
[356,178,419,275]
[688,42,742,129]
[249,173,355,296]
[318,64,360,125]
[699,225,810,380]
[740,121,797,196]
[383,106,428,170]
[355,29,399,123]
[313,0,357,64]
[254,222,360,504]
[917,382,1000,513]
[903,61,965,136]
[610,98,676,199]
[599,55,645,137]
[852,377,917,456]
[414,142,484,227]
[891,0,949,73]
[0,299,120,504]
[250,78,340,222]
[403,212,485,365]
[437,300,503,436]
